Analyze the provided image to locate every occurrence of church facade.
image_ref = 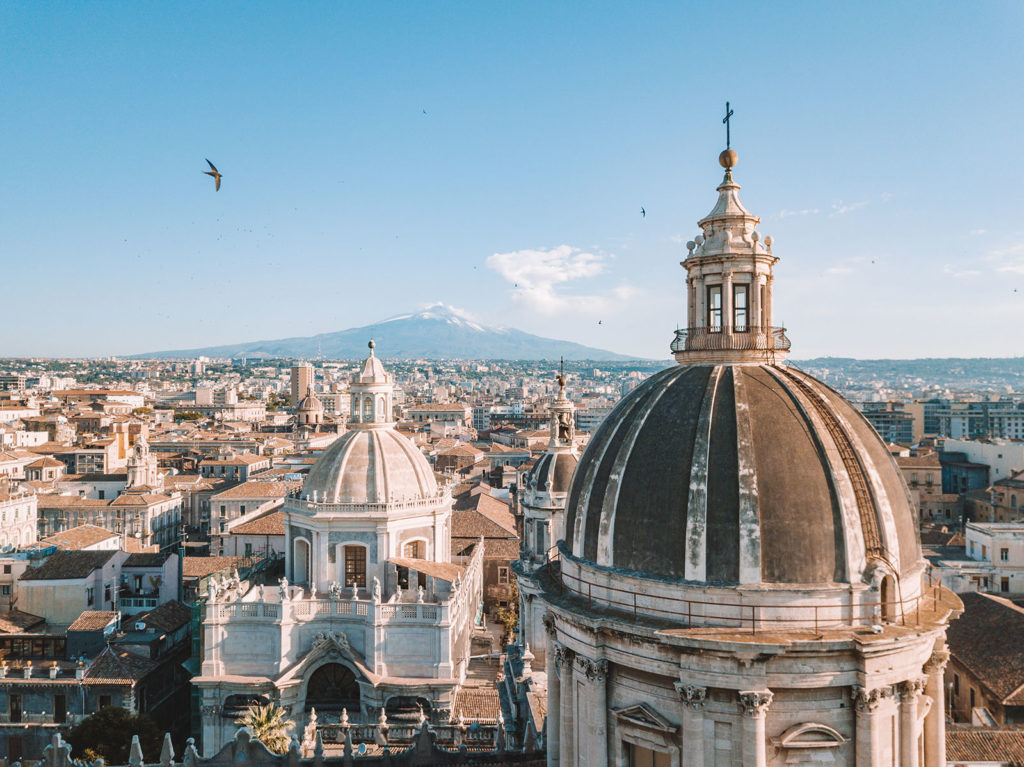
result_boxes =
[193,344,484,756]
[521,145,961,767]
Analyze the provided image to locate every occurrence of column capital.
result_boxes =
[542,612,558,638]
[554,645,575,669]
[853,685,892,713]
[923,649,950,675]
[898,678,928,702]
[576,655,608,682]
[737,689,773,717]
[675,682,708,709]
[200,704,221,718]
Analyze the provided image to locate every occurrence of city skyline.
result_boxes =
[2,2,1023,359]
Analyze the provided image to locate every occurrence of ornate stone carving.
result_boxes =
[923,650,950,675]
[575,656,608,682]
[312,631,351,654]
[737,689,773,717]
[554,645,575,668]
[200,704,221,718]
[853,685,891,713]
[897,678,928,702]
[674,682,708,709]
[542,612,557,637]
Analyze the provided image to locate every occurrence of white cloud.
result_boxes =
[829,200,869,217]
[486,245,635,315]
[779,208,820,219]
[825,266,854,276]
[942,265,982,278]
[986,243,1024,275]
[969,228,987,236]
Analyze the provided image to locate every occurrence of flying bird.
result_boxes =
[203,159,222,191]
[641,207,646,219]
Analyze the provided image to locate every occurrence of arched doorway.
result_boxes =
[305,663,360,712]
[294,539,310,585]
[880,574,897,622]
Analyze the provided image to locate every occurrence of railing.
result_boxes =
[670,325,791,354]
[0,712,84,726]
[119,596,159,610]
[317,722,500,749]
[555,561,947,633]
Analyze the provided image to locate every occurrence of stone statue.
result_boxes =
[280,577,290,602]
[372,576,381,603]
[257,583,265,601]
[350,581,358,600]
[417,585,425,603]
[207,578,217,603]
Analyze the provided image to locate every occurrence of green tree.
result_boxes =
[174,410,202,422]
[66,706,163,764]
[132,407,153,415]
[234,703,295,754]
[495,579,520,645]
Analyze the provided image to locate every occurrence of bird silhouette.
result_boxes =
[641,207,646,219]
[203,159,222,191]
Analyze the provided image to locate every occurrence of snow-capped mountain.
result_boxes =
[132,304,640,360]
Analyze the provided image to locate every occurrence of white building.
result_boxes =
[943,438,1024,483]
[526,146,960,767]
[0,484,37,550]
[193,343,484,756]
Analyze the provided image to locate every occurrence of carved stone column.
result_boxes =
[557,646,575,767]
[738,690,772,767]
[722,270,734,334]
[200,704,222,757]
[899,679,927,767]
[676,683,707,767]
[577,656,608,766]
[545,624,560,767]
[853,686,890,767]
[923,650,949,767]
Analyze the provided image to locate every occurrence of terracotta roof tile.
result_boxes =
[21,550,118,581]
[946,725,1024,762]
[948,592,1024,704]
[68,611,119,632]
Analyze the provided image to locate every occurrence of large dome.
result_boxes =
[564,363,921,586]
[302,427,437,504]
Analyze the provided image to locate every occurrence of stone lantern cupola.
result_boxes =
[348,340,394,427]
[674,149,790,365]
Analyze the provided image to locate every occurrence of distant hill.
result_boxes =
[130,304,642,361]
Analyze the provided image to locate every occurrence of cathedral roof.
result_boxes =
[564,362,921,586]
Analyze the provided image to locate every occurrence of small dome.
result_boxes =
[564,364,921,586]
[302,428,437,504]
[298,393,324,412]
[529,451,578,495]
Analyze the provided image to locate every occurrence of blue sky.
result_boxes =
[2,2,1022,359]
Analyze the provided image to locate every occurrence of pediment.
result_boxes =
[613,704,678,734]
[772,722,846,749]
[275,631,375,687]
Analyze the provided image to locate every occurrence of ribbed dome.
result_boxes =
[564,363,921,586]
[303,428,437,504]
[529,451,578,495]
[298,394,324,412]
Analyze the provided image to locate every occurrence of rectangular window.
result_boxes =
[53,694,67,724]
[344,545,367,588]
[98,490,105,500]
[954,674,960,696]
[970,688,976,708]
[498,566,510,584]
[733,284,748,332]
[240,505,246,514]
[104,584,111,603]
[627,743,671,767]
[1,586,9,596]
[9,693,21,723]
[244,543,253,557]
[99,695,112,710]
[1002,548,1009,562]
[706,285,722,331]
[86,587,94,606]
[3,565,11,574]
[982,545,987,559]
[1002,577,1010,592]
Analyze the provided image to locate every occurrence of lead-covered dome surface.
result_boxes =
[529,451,578,495]
[302,428,437,504]
[564,364,921,586]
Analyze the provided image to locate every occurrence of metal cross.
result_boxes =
[723,101,734,149]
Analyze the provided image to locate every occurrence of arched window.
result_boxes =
[343,545,367,588]
[293,538,311,585]
[306,664,360,711]
[403,540,425,559]
[880,574,898,622]
[377,397,385,418]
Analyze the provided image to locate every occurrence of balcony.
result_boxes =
[671,325,791,354]
[0,712,85,726]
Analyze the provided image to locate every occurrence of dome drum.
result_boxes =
[555,541,928,631]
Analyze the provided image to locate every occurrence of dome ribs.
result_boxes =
[683,366,722,580]
[732,369,762,584]
[705,366,740,583]
[774,366,883,559]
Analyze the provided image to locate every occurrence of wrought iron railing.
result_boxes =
[670,326,791,354]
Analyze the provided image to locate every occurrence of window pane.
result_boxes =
[733,285,748,332]
[707,286,722,331]
[344,546,366,587]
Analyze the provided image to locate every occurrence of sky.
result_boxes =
[2,1,1023,360]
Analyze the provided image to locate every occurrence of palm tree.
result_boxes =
[235,703,295,754]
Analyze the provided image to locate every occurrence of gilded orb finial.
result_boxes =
[368,339,375,351]
[719,148,737,169]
